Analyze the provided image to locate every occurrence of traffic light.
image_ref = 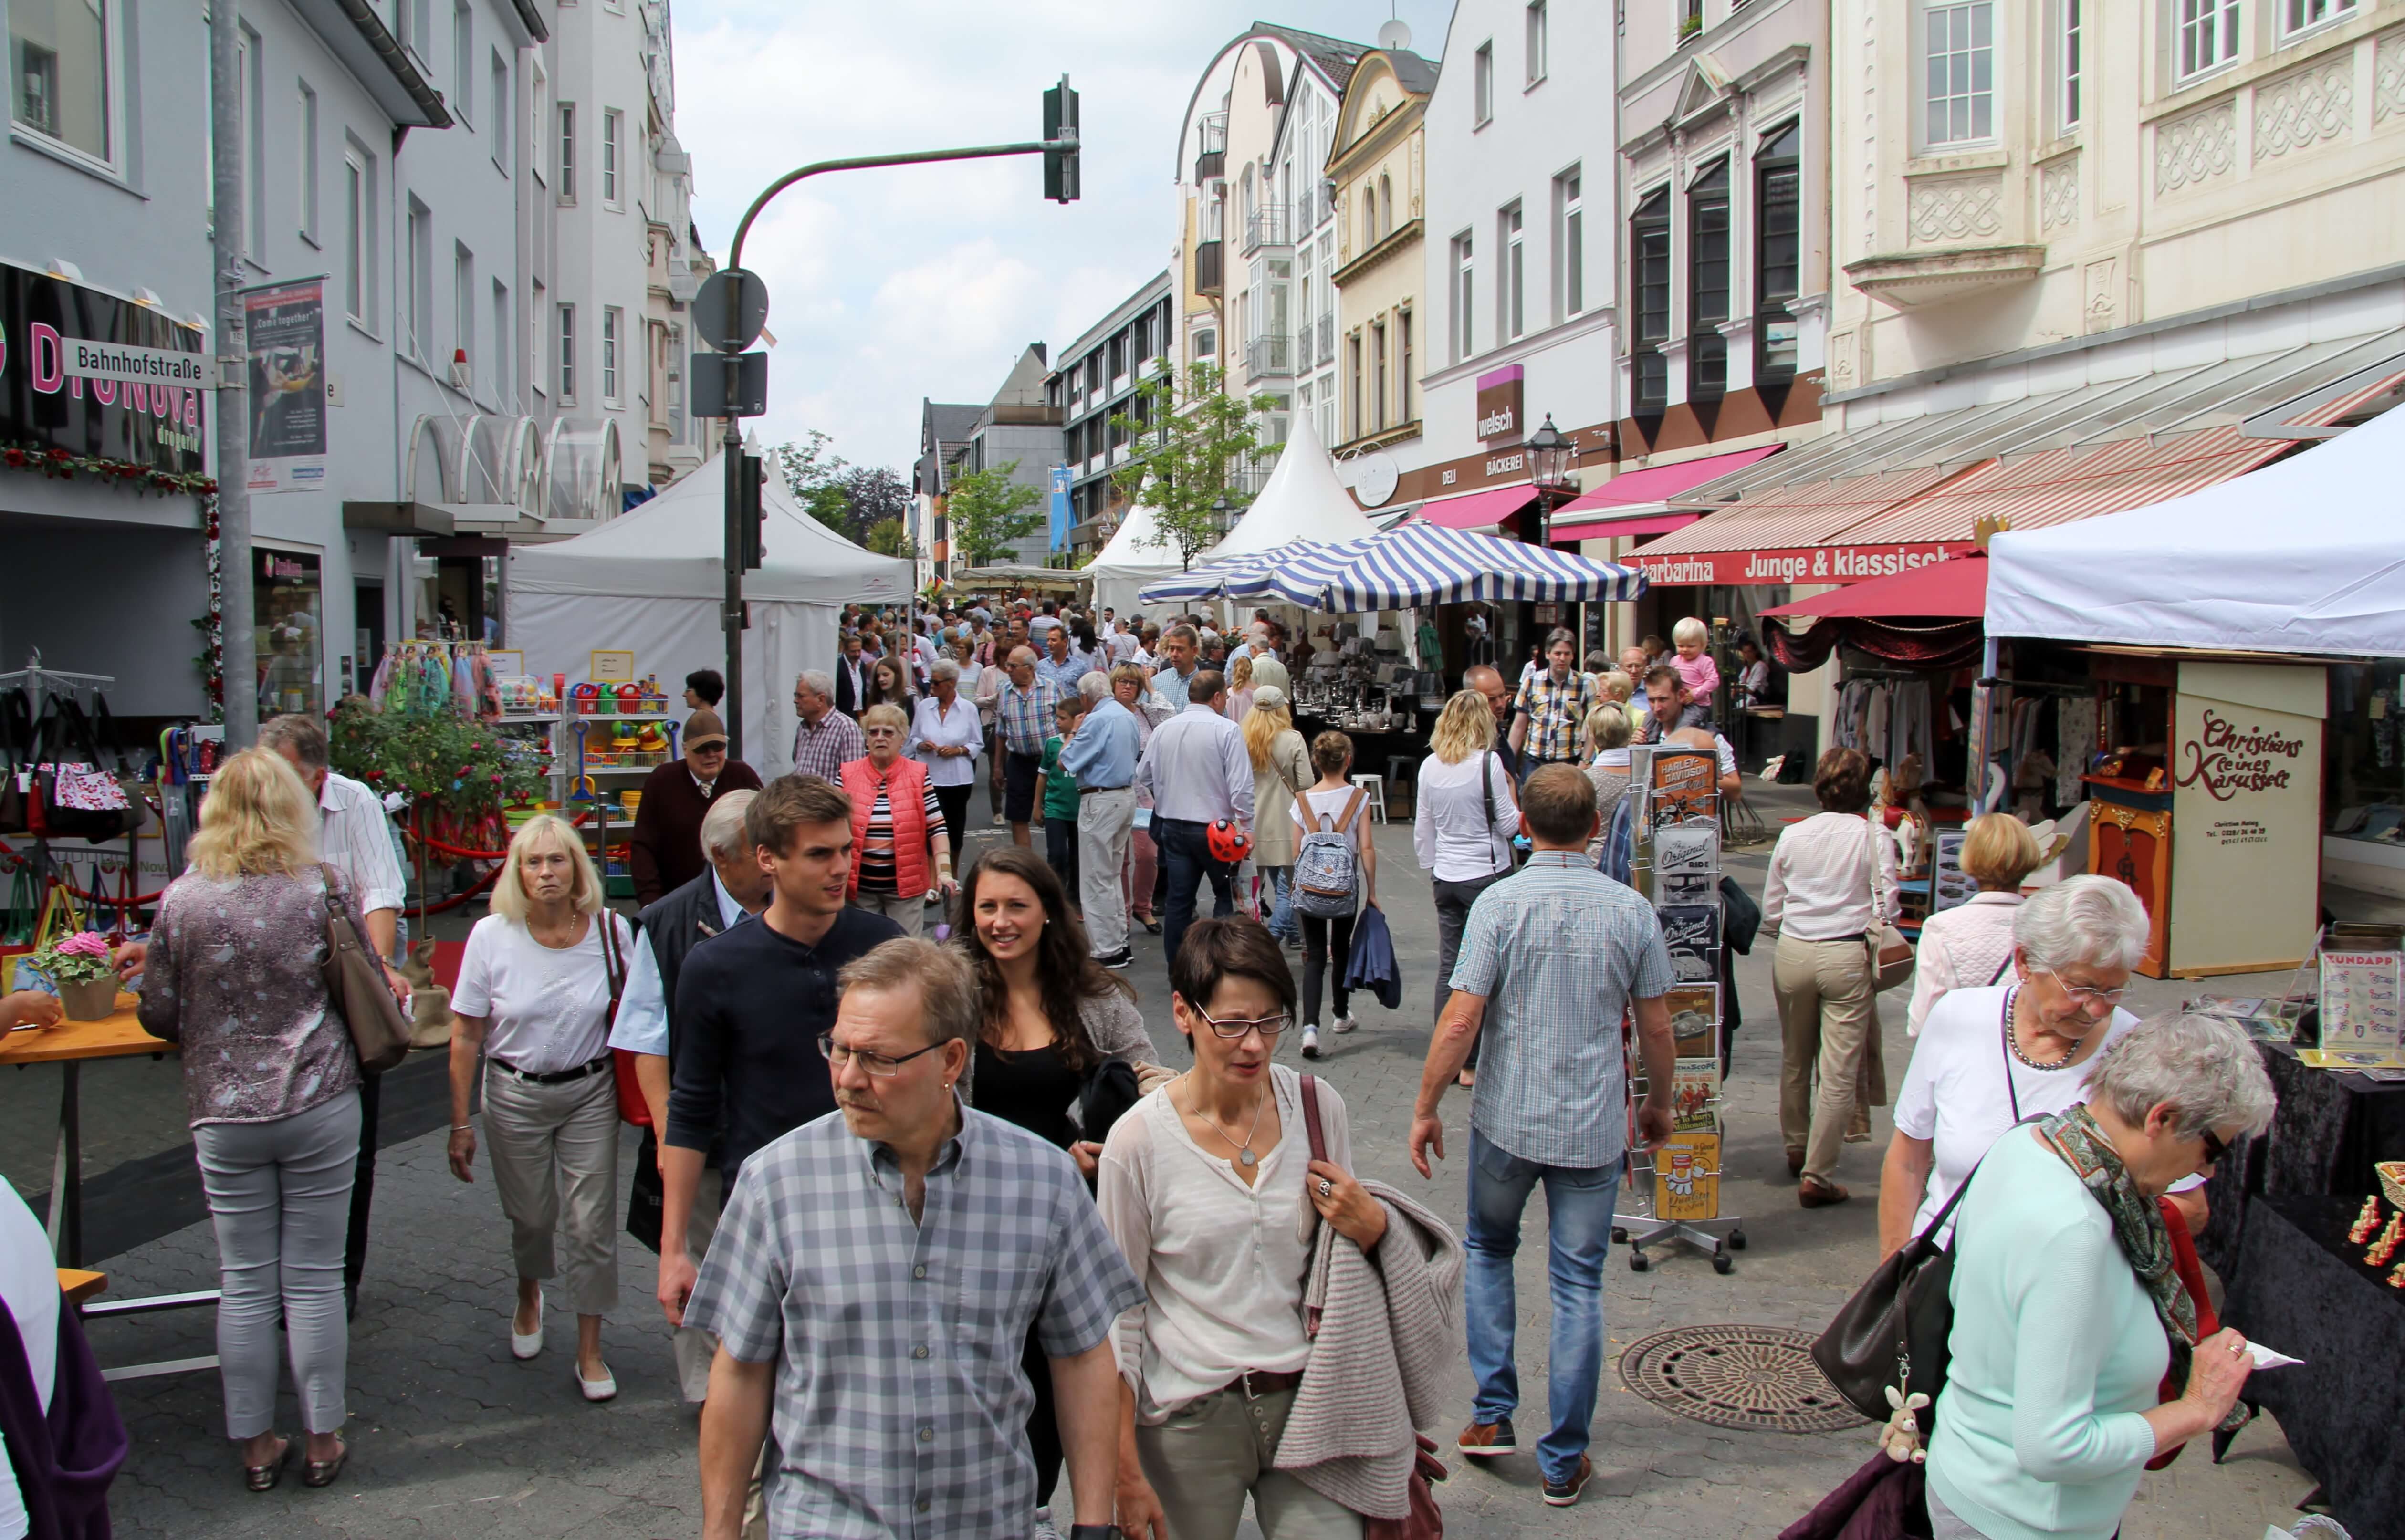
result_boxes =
[1042,75,1080,204]
[739,452,765,571]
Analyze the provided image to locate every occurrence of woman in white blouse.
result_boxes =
[446,814,636,1402]
[1099,919,1386,1540]
[1904,812,2043,1035]
[1412,692,1520,1079]
[910,657,985,868]
[1761,746,1900,1210]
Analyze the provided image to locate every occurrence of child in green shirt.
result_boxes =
[1035,694,1085,902]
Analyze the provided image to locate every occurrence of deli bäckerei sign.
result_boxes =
[1631,541,1975,585]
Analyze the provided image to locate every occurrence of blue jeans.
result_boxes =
[1464,1126,1621,1484]
[1262,865,1298,941]
[1155,817,1234,968]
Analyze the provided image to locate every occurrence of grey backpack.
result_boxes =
[1292,789,1366,918]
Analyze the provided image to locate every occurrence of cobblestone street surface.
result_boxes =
[7,790,2319,1538]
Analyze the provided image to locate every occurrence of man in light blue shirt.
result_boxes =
[1035,624,1085,695]
[1059,672,1142,968]
[1134,669,1255,969]
[1407,764,1676,1509]
[1148,624,1200,720]
[608,791,771,1404]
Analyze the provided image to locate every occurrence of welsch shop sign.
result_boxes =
[1633,541,1974,585]
[0,259,208,476]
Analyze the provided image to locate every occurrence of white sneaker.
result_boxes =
[1032,1509,1061,1540]
[1332,1013,1359,1035]
[1301,1026,1322,1060]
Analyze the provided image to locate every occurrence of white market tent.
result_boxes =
[509,453,912,773]
[1082,499,1185,619]
[1201,411,1379,561]
[1987,404,2405,656]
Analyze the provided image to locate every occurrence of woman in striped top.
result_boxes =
[839,704,954,938]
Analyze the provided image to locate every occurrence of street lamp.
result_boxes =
[1526,414,1575,547]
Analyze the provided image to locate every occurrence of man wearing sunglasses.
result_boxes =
[686,937,1142,1540]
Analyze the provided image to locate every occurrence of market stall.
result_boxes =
[507,452,911,774]
[1080,500,1185,620]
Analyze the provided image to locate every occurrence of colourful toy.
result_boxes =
[2351,1196,2384,1245]
[616,680,646,712]
[2369,1214,2403,1268]
[635,723,668,753]
[571,681,605,715]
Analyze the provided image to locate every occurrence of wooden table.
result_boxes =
[4,1000,221,1381]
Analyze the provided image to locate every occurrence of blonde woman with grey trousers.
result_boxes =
[447,813,632,1401]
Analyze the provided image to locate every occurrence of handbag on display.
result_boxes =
[33,697,140,844]
[1865,815,1914,993]
[316,864,410,1073]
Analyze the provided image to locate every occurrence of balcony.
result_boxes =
[1242,203,1291,254]
[1246,334,1295,378]
[1193,112,1227,186]
[1195,239,1224,296]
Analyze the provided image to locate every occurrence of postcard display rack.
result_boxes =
[1613,744,1747,1273]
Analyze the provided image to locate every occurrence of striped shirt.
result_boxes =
[686,1106,1145,1540]
[317,770,407,916]
[1449,851,1673,1167]
[857,778,946,895]
[996,676,1062,757]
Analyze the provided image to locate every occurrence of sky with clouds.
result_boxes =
[676,0,1457,478]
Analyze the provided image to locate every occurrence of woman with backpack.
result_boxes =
[1292,731,1377,1061]
[1242,685,1312,949]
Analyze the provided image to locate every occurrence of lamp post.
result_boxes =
[1525,413,1575,549]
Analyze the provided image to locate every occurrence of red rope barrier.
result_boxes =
[397,807,592,861]
[0,837,166,905]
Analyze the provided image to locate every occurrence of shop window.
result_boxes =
[257,549,324,719]
[1687,159,1731,402]
[1630,187,1671,413]
[1754,123,1801,384]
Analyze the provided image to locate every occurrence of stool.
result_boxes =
[1349,774,1389,824]
[58,1269,106,1308]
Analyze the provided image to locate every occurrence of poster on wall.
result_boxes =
[0,258,208,475]
[243,279,328,494]
[2167,663,2325,974]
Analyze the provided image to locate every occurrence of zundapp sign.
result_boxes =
[0,259,207,476]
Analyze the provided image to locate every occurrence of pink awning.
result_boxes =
[1410,483,1539,530]
[1549,443,1785,519]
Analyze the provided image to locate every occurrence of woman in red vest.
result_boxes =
[841,704,954,936]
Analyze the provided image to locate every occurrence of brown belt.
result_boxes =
[1217,1368,1304,1399]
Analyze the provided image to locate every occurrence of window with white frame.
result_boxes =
[1398,309,1413,423]
[2177,0,2240,78]
[238,25,266,257]
[1474,42,1494,125]
[557,103,575,199]
[1554,167,1584,322]
[343,139,376,323]
[490,51,509,172]
[602,306,622,402]
[2281,0,2350,35]
[530,278,545,396]
[1630,187,1671,413]
[298,82,320,242]
[454,244,475,373]
[491,280,510,404]
[601,108,622,205]
[529,60,548,185]
[1498,203,1525,341]
[397,0,433,67]
[1451,233,1474,363]
[452,0,472,120]
[2060,0,2083,129]
[10,0,121,165]
[1526,2,1548,85]
[558,302,576,399]
[1924,1,1996,146]
[407,198,433,358]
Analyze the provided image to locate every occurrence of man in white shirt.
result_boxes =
[611,791,771,1403]
[1134,669,1254,969]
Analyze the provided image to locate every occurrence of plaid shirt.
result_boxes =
[792,708,865,783]
[1513,669,1597,763]
[996,676,1062,757]
[686,1105,1143,1540]
[1449,852,1673,1167]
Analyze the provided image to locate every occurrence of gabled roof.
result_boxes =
[1255,22,1369,94]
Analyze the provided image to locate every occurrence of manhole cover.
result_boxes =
[1617,1324,1868,1435]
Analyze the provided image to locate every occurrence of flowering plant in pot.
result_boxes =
[29,931,121,1021]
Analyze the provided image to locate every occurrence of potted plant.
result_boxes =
[29,931,121,1021]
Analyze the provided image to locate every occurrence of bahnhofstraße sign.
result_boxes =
[63,337,211,388]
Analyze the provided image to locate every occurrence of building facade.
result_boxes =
[1327,42,1438,481]
[1048,271,1172,544]
[958,343,1061,569]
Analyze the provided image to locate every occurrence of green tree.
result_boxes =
[945,460,1046,567]
[864,516,916,558]
[1108,361,1283,569]
[773,431,852,534]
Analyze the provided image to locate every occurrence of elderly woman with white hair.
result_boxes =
[910,655,984,866]
[1923,1010,2271,1540]
[1879,875,2207,1260]
[447,813,638,1402]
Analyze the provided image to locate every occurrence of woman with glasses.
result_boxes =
[1877,876,2207,1259]
[1099,919,1386,1540]
[840,704,954,936]
[1917,1012,2270,1540]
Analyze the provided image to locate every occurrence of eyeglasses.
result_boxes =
[817,1033,946,1077]
[2198,1127,2230,1168]
[2037,969,2126,1008]
[1189,1004,1291,1040]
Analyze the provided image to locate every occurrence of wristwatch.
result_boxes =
[1069,1527,1121,1540]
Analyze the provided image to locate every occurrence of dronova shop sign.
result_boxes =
[0,260,207,476]
[243,279,328,494]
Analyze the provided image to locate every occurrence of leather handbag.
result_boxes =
[317,864,411,1073]
[600,913,649,1125]
[1810,1162,1979,1433]
[1865,816,1914,993]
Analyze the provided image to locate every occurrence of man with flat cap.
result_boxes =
[630,709,764,906]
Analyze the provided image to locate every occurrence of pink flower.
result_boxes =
[55,931,113,957]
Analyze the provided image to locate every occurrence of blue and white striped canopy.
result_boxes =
[1142,523,1645,610]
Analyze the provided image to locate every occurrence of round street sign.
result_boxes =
[693,268,769,354]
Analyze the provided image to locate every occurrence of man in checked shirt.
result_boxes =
[685,937,1140,1540]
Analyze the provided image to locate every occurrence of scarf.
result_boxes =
[2033,1104,2211,1406]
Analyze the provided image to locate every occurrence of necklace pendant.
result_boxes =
[1238,1149,1256,1167]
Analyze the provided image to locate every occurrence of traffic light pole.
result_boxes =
[713,103,1077,764]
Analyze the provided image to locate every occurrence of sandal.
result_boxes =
[244,1437,294,1492]
[301,1439,348,1489]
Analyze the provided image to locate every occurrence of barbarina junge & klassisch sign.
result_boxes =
[0,259,208,478]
